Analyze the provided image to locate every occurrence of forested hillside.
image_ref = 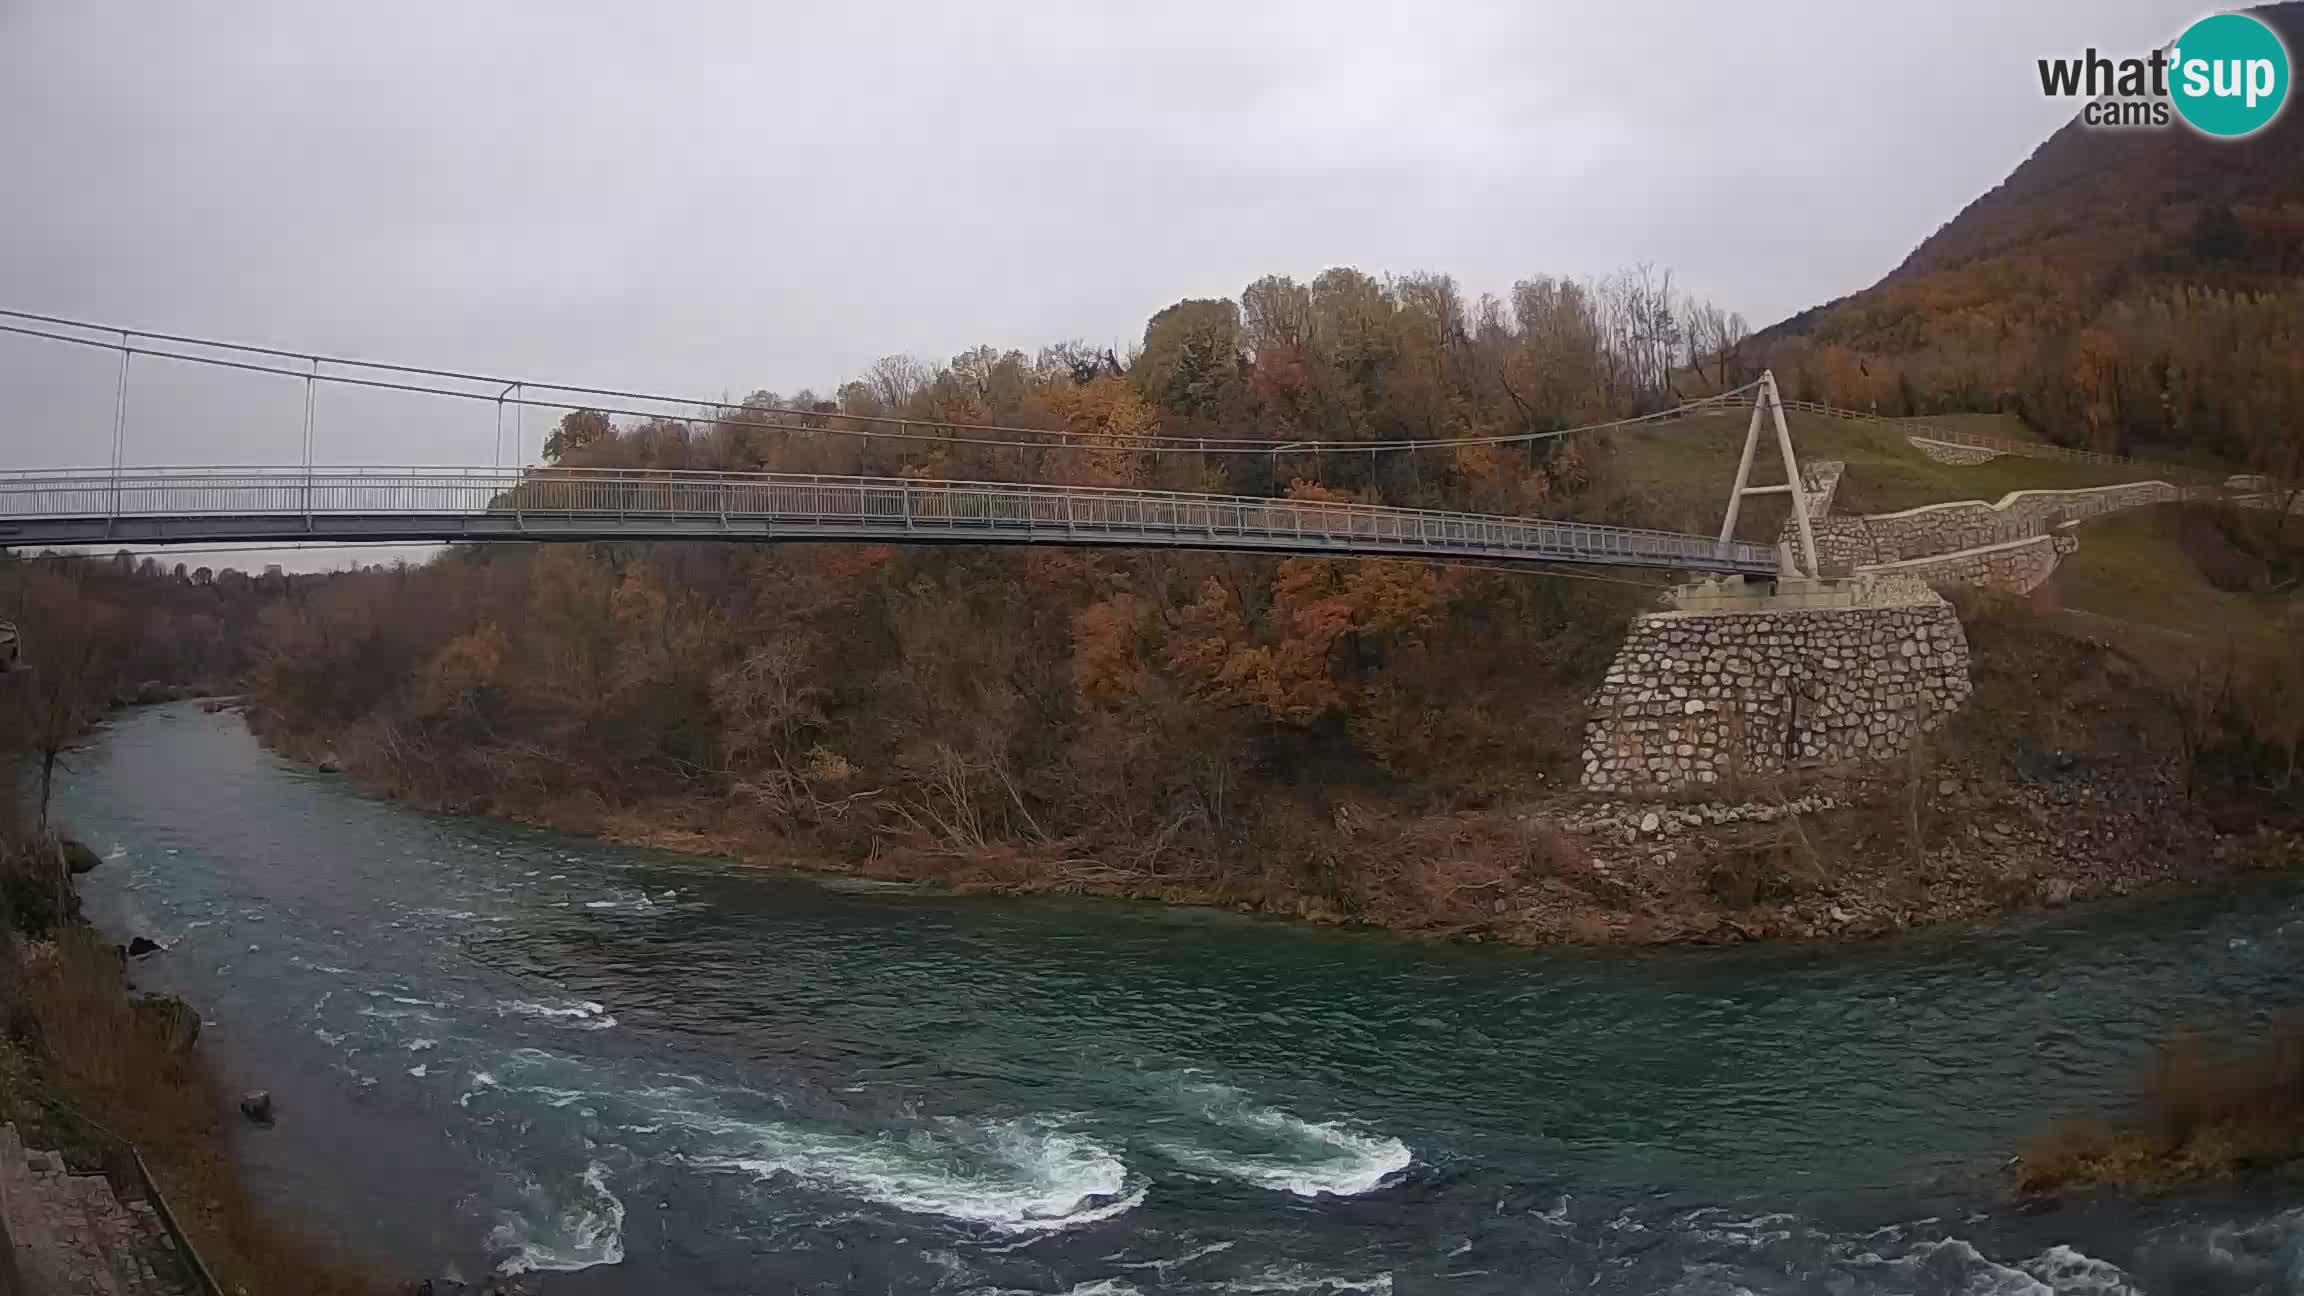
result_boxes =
[1756,1,2304,479]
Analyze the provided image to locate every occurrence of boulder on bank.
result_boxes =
[238,1090,274,1125]
[124,936,163,958]
[58,838,101,875]
[132,993,201,1053]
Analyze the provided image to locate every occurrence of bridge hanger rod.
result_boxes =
[0,309,1763,458]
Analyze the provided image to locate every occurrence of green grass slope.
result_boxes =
[1895,413,2044,445]
[1589,410,2182,542]
[2047,504,2299,640]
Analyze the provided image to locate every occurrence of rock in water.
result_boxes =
[59,838,102,875]
[125,936,163,958]
[239,1090,275,1125]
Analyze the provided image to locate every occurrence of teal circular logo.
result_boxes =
[2170,12,2290,137]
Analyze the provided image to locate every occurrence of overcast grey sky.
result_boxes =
[0,0,2201,563]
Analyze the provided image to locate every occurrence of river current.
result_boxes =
[51,703,2304,1293]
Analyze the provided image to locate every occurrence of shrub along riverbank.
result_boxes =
[2016,1018,2304,1195]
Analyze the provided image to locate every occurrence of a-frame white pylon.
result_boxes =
[1715,369,1819,577]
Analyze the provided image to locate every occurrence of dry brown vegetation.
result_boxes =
[0,919,381,1294]
[240,555,2298,951]
[2016,1018,2304,1195]
[242,533,1659,930]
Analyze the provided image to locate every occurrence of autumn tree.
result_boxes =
[710,637,826,775]
[3,564,125,831]
[1135,299,1243,418]
[543,409,614,462]
[1239,275,1313,358]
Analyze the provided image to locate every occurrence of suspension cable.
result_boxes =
[0,308,1760,458]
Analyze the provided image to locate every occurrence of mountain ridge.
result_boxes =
[1752,2,2304,477]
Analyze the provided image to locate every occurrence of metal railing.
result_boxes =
[25,1099,225,1296]
[0,465,1781,574]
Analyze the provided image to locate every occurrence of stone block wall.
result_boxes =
[1772,461,1843,556]
[1909,437,2002,465]
[1859,533,2077,595]
[1857,482,2183,561]
[1808,516,1879,567]
[1801,461,1844,516]
[1581,594,1972,794]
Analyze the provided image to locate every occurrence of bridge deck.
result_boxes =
[0,468,1779,575]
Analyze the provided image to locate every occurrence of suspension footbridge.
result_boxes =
[0,311,1794,576]
[0,466,1781,574]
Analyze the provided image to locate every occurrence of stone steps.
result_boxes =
[0,1122,193,1295]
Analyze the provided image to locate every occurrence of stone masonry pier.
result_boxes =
[1582,419,2285,795]
[1581,576,1972,794]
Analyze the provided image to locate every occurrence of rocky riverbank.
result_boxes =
[239,588,2302,950]
[256,704,2298,951]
